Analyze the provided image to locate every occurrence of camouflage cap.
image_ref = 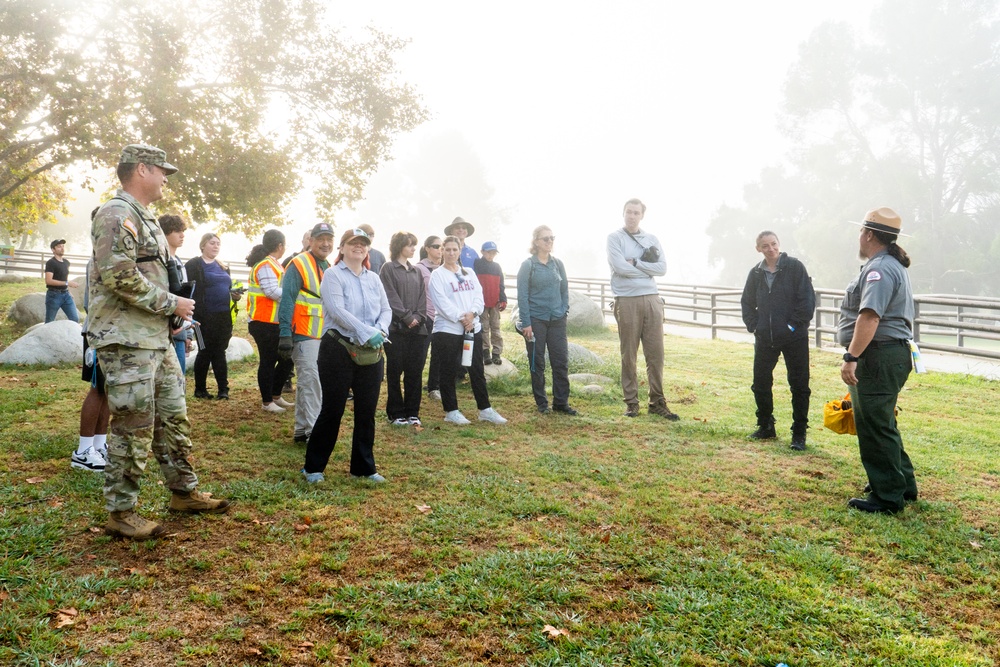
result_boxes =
[119,144,178,175]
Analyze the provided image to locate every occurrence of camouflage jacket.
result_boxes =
[87,190,178,350]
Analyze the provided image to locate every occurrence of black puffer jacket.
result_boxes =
[741,253,815,346]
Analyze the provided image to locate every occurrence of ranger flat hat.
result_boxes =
[444,216,475,237]
[849,207,911,237]
[119,144,178,175]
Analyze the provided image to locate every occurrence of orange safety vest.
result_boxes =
[247,256,283,324]
[290,252,324,338]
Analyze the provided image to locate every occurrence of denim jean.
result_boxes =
[45,290,79,323]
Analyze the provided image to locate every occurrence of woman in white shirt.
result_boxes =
[429,236,507,425]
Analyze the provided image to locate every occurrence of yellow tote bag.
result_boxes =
[823,393,856,435]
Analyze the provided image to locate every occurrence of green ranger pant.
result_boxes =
[95,345,199,512]
[848,341,917,510]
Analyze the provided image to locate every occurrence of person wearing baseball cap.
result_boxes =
[444,216,478,268]
[277,222,336,445]
[473,240,507,365]
[44,238,79,323]
[88,143,230,539]
[838,207,918,515]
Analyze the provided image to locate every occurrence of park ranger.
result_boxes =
[89,144,230,539]
[838,207,918,515]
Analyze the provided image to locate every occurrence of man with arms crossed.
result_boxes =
[89,144,230,539]
[607,198,679,420]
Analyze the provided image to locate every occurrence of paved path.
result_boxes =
[664,324,1000,381]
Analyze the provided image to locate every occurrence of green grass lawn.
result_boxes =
[1,279,999,666]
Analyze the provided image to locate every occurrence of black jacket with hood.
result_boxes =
[740,252,815,347]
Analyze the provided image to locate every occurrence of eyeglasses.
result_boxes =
[429,244,441,249]
[539,236,555,242]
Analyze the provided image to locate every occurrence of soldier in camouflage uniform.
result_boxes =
[89,144,230,539]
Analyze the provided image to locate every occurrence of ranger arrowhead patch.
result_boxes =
[866,270,882,282]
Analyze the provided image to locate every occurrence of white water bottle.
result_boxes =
[461,332,474,367]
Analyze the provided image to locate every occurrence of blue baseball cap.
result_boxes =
[481,241,498,253]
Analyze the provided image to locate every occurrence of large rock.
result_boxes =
[566,291,605,331]
[185,336,255,368]
[0,320,82,365]
[505,341,603,372]
[0,274,32,284]
[7,293,69,326]
[483,358,519,379]
[509,290,605,333]
[569,373,615,385]
[227,337,254,362]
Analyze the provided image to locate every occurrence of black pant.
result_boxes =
[433,331,491,413]
[752,334,811,434]
[248,320,294,404]
[194,311,232,393]
[525,316,570,410]
[385,332,429,420]
[424,336,441,392]
[304,334,383,476]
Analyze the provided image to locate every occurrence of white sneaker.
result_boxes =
[273,397,295,409]
[262,402,286,413]
[407,416,422,426]
[444,410,470,425]
[428,390,442,401]
[390,417,409,426]
[478,407,508,425]
[71,446,106,471]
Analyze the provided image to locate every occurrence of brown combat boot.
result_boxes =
[648,399,681,421]
[169,489,231,514]
[106,510,166,540]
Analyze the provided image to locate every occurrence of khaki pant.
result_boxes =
[96,345,198,512]
[481,306,503,356]
[293,338,322,438]
[614,294,665,406]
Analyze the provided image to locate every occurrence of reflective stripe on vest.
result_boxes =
[247,256,283,324]
[290,252,324,338]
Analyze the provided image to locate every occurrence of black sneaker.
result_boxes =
[790,433,806,451]
[217,390,229,400]
[294,433,308,444]
[194,389,212,399]
[491,354,502,365]
[624,404,640,418]
[749,422,776,440]
[553,405,578,416]
[538,406,551,414]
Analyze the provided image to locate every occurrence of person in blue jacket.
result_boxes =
[740,231,816,450]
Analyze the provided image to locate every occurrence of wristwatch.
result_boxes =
[843,352,859,363]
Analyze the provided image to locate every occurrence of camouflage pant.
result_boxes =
[95,345,199,512]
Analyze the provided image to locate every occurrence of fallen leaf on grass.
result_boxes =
[0,591,9,602]
[414,505,432,514]
[247,648,263,656]
[887,542,900,549]
[302,516,313,525]
[26,477,45,484]
[693,417,708,422]
[599,533,610,544]
[251,519,274,526]
[297,641,314,652]
[535,516,548,522]
[83,554,97,561]
[52,608,78,628]
[123,567,140,575]
[48,498,64,508]
[88,527,102,534]
[293,524,310,532]
[542,624,569,639]
[970,541,983,550]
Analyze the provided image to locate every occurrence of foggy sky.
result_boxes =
[52,0,879,284]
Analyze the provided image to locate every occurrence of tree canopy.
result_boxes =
[0,0,427,238]
[707,0,1000,294]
